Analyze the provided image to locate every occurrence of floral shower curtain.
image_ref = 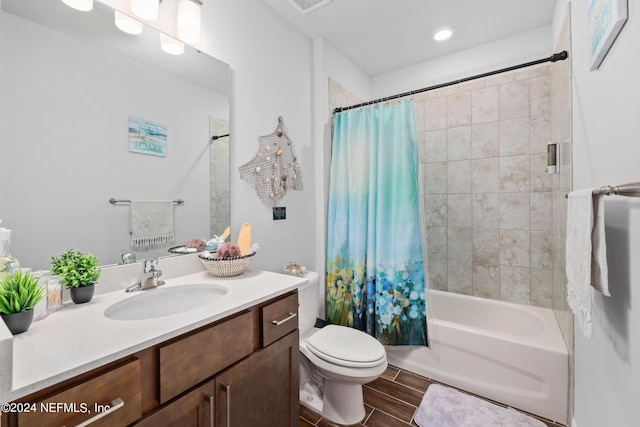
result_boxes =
[326,99,427,346]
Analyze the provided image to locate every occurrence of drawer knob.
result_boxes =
[271,312,297,326]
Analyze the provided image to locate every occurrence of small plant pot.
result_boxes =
[70,284,95,304]
[1,309,35,335]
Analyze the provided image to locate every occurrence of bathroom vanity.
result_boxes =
[0,268,305,427]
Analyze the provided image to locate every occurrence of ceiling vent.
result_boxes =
[287,0,332,15]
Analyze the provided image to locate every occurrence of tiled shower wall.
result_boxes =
[329,68,554,308]
[418,66,553,307]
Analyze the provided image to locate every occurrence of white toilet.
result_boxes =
[298,272,388,425]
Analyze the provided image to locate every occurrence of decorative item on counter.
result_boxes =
[198,251,256,277]
[236,223,252,256]
[214,242,242,259]
[238,116,303,208]
[205,236,224,251]
[205,226,230,251]
[198,224,258,277]
[0,270,46,335]
[50,249,101,304]
[30,270,49,321]
[283,262,305,277]
[46,275,63,313]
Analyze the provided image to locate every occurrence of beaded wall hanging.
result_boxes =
[239,117,303,207]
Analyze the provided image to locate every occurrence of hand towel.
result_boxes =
[566,189,609,338]
[130,200,175,248]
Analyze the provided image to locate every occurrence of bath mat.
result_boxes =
[414,384,545,427]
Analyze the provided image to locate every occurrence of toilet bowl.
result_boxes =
[298,272,388,425]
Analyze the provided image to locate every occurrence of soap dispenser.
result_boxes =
[0,220,20,280]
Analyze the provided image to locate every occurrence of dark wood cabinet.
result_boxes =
[215,330,299,427]
[3,290,299,427]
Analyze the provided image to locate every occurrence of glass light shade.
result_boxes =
[160,33,184,55]
[177,0,201,44]
[61,0,93,12]
[130,0,159,21]
[433,28,453,41]
[115,11,144,35]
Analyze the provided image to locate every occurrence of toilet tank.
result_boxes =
[298,271,320,334]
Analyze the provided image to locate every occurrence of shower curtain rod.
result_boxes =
[333,51,569,113]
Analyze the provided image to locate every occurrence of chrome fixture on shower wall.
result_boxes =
[546,142,558,174]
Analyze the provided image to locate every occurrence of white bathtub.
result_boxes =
[385,289,568,424]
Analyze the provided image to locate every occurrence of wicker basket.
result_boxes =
[198,252,256,277]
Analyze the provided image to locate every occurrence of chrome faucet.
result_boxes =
[125,258,165,292]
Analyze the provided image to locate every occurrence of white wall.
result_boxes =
[202,0,316,272]
[372,26,552,98]
[569,1,640,426]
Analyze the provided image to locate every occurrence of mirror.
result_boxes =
[0,0,230,270]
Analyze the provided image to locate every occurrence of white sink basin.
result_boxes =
[104,284,228,321]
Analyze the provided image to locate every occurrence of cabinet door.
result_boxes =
[134,380,215,427]
[215,330,299,427]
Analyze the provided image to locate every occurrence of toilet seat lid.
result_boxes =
[306,325,386,368]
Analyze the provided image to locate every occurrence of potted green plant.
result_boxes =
[0,270,45,335]
[51,249,101,304]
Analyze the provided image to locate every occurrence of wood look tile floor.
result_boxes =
[299,365,565,427]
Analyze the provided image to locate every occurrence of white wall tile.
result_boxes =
[472,86,500,124]
[472,122,500,159]
[447,92,472,127]
[447,160,472,193]
[447,126,472,160]
[500,193,530,229]
[472,157,500,193]
[500,266,531,304]
[500,155,530,192]
[500,229,531,267]
[499,80,530,120]
[500,117,530,156]
[425,130,447,162]
[473,193,500,228]
[448,194,472,227]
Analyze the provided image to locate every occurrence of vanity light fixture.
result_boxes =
[130,0,160,21]
[433,28,453,41]
[61,0,93,12]
[160,33,185,55]
[115,10,144,35]
[177,0,202,44]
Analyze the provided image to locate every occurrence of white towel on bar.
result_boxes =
[130,200,175,248]
[566,189,610,338]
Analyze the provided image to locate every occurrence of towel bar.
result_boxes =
[566,182,640,198]
[109,198,184,205]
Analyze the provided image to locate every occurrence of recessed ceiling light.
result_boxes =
[434,28,453,42]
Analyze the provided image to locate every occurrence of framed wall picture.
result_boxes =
[588,0,628,71]
[128,115,167,157]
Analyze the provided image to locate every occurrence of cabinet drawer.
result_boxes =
[17,358,141,427]
[262,292,298,347]
[159,311,253,403]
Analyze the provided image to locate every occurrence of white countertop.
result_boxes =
[0,268,308,403]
